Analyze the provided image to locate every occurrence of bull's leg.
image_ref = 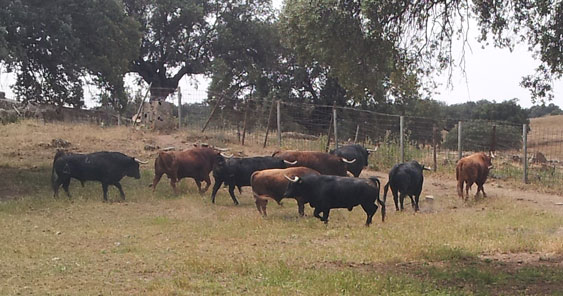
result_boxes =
[62,178,71,198]
[261,199,268,217]
[480,185,487,198]
[102,183,109,202]
[321,209,330,224]
[210,180,222,204]
[194,179,203,195]
[53,177,63,198]
[152,172,163,192]
[253,194,268,216]
[391,188,400,211]
[297,199,305,217]
[457,179,464,199]
[170,178,178,194]
[313,207,323,220]
[361,203,378,226]
[399,192,407,211]
[202,176,212,193]
[114,182,125,201]
[254,198,263,215]
[414,194,420,212]
[465,182,472,201]
[228,184,240,205]
[408,195,416,210]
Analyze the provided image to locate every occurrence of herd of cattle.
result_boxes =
[51,144,495,226]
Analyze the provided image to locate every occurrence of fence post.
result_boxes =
[432,124,437,172]
[333,106,338,149]
[263,101,275,148]
[490,125,496,153]
[241,101,248,145]
[325,114,333,152]
[523,124,528,184]
[354,124,360,143]
[400,116,404,163]
[177,87,182,129]
[458,120,462,160]
[277,100,281,147]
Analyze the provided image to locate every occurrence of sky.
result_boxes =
[1,1,561,109]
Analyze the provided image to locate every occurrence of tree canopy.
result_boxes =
[0,0,140,109]
[0,0,561,111]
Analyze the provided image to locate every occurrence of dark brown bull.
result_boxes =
[151,147,222,194]
[272,150,355,176]
[456,152,494,200]
[251,167,321,217]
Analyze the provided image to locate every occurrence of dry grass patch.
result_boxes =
[1,120,563,294]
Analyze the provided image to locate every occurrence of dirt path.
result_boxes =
[361,169,563,214]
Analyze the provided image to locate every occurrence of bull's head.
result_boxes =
[283,175,303,198]
[128,157,147,179]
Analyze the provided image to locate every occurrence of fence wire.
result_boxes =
[174,91,563,192]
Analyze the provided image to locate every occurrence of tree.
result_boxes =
[280,0,420,103]
[280,0,562,104]
[123,0,274,101]
[528,103,563,118]
[0,0,140,108]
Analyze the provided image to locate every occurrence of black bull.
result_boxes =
[383,160,430,212]
[330,144,376,177]
[51,150,147,201]
[283,174,385,225]
[211,155,294,205]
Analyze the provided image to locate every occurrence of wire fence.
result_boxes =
[149,89,563,193]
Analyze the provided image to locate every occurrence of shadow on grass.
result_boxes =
[314,247,563,295]
[0,165,51,201]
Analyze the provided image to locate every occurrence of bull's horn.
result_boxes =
[490,152,496,159]
[367,147,378,152]
[423,166,432,171]
[162,146,175,151]
[488,165,494,170]
[284,160,297,165]
[284,175,300,183]
[220,152,233,158]
[341,158,356,164]
[215,147,230,152]
[135,158,149,164]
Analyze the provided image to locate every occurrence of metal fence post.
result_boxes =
[523,124,528,184]
[333,106,338,149]
[354,124,360,143]
[458,121,462,160]
[432,124,437,172]
[277,100,281,147]
[400,116,404,163]
[177,87,182,129]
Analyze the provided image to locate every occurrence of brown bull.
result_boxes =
[272,150,355,176]
[456,152,494,200]
[251,167,320,216]
[152,147,221,194]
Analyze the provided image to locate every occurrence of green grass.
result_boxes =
[1,165,563,295]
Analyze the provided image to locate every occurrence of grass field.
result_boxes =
[1,120,563,295]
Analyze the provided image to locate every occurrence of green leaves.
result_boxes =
[1,0,140,108]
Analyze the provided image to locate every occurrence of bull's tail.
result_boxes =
[368,176,385,222]
[51,150,66,193]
